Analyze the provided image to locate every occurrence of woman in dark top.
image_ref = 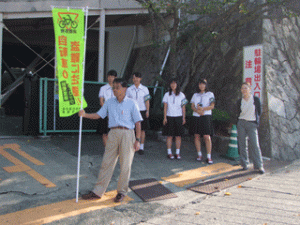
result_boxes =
[236,82,265,174]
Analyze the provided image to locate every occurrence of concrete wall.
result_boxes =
[135,24,153,48]
[0,0,141,12]
[106,26,136,77]
[0,0,146,19]
[135,20,170,49]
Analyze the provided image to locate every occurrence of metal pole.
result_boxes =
[54,48,57,131]
[43,79,48,136]
[98,9,105,82]
[0,13,3,107]
[76,6,89,203]
[153,47,170,95]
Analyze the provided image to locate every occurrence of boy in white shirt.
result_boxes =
[97,70,117,146]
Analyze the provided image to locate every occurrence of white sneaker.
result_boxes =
[206,158,213,164]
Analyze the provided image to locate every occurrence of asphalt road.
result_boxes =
[0,134,298,225]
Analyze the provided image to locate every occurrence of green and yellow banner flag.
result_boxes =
[52,8,87,117]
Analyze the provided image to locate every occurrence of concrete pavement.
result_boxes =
[0,134,299,225]
[140,159,300,225]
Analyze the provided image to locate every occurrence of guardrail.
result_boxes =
[39,78,164,136]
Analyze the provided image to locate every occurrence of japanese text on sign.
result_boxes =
[243,45,263,103]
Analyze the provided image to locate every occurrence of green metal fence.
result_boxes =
[39,78,164,136]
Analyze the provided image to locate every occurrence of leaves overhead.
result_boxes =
[135,0,300,84]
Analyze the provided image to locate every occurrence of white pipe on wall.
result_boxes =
[98,8,105,82]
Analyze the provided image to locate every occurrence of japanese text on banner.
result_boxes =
[52,8,87,117]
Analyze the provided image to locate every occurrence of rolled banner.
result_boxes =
[181,98,188,107]
[144,94,151,102]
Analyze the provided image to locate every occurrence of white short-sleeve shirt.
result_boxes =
[97,96,143,129]
[190,91,215,116]
[126,84,150,111]
[238,95,256,121]
[99,84,115,102]
[163,92,186,117]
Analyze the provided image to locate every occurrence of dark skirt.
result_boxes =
[140,110,149,131]
[96,117,109,135]
[162,116,185,137]
[189,115,214,136]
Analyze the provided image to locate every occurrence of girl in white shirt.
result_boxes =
[189,79,215,164]
[162,79,187,160]
[126,72,151,155]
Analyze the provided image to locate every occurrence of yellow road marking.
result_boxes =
[3,164,31,173]
[0,190,133,225]
[162,163,242,187]
[26,170,56,188]
[0,145,56,188]
[4,144,45,165]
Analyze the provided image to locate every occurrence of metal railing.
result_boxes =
[39,78,164,136]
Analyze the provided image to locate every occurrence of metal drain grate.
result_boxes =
[189,170,258,194]
[129,178,177,202]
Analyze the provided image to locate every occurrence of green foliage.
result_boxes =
[154,75,168,88]
[185,103,193,117]
[239,3,249,14]
[212,108,230,122]
[186,104,230,121]
[288,12,298,17]
[266,0,283,3]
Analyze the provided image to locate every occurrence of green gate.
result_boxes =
[39,78,164,136]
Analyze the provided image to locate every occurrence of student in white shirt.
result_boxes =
[162,79,187,160]
[236,82,264,174]
[189,79,215,164]
[97,70,117,146]
[126,72,151,155]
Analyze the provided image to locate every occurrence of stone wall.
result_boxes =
[263,17,300,160]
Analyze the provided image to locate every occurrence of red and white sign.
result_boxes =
[243,45,263,103]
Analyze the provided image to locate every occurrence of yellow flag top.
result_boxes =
[52,8,88,117]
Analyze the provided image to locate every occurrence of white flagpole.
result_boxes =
[76,6,89,203]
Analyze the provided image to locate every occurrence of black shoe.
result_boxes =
[138,150,144,155]
[257,168,265,174]
[114,193,125,203]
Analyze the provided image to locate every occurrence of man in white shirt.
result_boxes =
[79,78,142,202]
[97,70,117,146]
[126,72,151,155]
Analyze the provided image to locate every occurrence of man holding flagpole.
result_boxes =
[52,6,91,203]
[79,78,142,202]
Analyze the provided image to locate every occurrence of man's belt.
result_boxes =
[111,126,129,130]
